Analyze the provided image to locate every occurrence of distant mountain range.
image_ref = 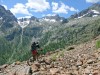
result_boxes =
[0,3,100,65]
[69,3,100,19]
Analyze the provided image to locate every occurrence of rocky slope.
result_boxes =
[0,36,100,75]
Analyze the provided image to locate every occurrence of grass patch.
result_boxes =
[96,40,100,49]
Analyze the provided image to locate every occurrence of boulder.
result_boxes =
[34,61,40,68]
[16,66,31,75]
[31,64,39,72]
[2,64,8,68]
[84,68,91,74]
[7,70,16,75]
[32,72,40,75]
[50,68,59,75]
[44,58,51,65]
[87,59,95,64]
[76,61,83,66]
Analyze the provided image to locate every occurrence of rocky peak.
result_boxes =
[70,3,100,19]
[30,16,39,22]
[0,5,17,22]
[18,18,30,22]
[42,14,65,22]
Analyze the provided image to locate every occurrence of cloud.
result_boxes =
[2,4,8,10]
[26,0,50,12]
[52,2,78,14]
[10,3,32,16]
[86,0,100,3]
[42,14,57,17]
[52,2,58,10]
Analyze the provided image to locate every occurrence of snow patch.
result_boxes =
[0,17,3,20]
[18,20,30,28]
[92,15,98,17]
[76,10,100,19]
[91,10,100,14]
[43,18,56,22]
[77,12,89,19]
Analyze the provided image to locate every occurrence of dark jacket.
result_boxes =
[31,42,40,51]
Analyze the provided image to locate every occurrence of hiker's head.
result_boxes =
[32,42,36,45]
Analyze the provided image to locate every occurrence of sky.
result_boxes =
[0,0,100,18]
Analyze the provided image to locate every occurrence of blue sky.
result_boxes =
[0,0,100,18]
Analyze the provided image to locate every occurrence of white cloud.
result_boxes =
[26,0,50,12]
[52,2,58,10]
[10,3,32,16]
[42,14,57,17]
[52,2,78,14]
[2,4,8,10]
[86,0,100,3]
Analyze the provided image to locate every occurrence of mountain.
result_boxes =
[0,4,100,65]
[70,3,100,19]
[40,14,65,22]
[0,5,22,64]
[0,5,18,30]
[0,5,20,29]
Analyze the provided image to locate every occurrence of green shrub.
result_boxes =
[96,40,100,49]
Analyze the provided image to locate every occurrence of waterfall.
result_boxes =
[18,20,30,45]
[20,27,23,44]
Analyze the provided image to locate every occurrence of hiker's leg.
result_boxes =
[33,55,36,61]
[36,54,38,61]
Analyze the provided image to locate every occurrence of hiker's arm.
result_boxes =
[36,44,40,48]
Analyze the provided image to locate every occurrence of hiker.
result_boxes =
[31,42,40,61]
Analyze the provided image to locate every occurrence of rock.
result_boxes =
[0,73,5,75]
[15,61,21,65]
[84,68,91,74]
[40,66,46,71]
[71,66,78,70]
[44,58,51,65]
[34,61,40,68]
[31,64,39,72]
[32,72,40,75]
[76,61,83,66]
[65,72,72,75]
[50,68,59,75]
[7,70,16,75]
[73,70,79,75]
[2,64,8,68]
[16,66,31,75]
[46,65,51,69]
[67,46,75,51]
[87,59,95,64]
[97,56,100,61]
[93,72,98,75]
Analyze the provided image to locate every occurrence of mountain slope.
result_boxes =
[0,4,100,65]
[0,36,100,75]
